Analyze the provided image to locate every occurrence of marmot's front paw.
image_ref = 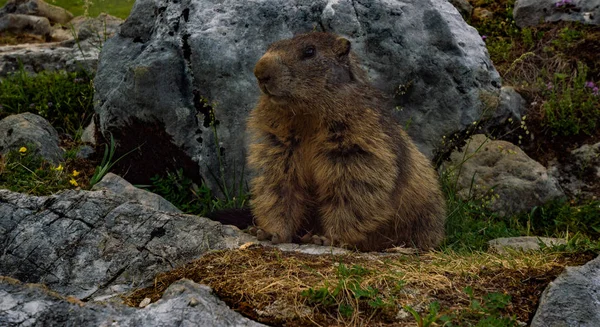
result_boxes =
[248,226,291,244]
[300,233,335,246]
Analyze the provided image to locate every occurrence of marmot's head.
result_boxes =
[254,32,360,105]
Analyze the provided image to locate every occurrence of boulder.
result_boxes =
[480,86,528,135]
[513,0,600,28]
[0,0,74,25]
[68,13,123,43]
[531,255,600,326]
[0,277,266,326]
[92,172,182,213]
[472,7,494,21]
[0,14,122,76]
[548,142,600,199]
[0,42,99,77]
[443,134,564,216]
[0,112,63,164]
[0,13,51,37]
[488,236,567,253]
[0,187,254,300]
[448,0,473,19]
[94,0,501,187]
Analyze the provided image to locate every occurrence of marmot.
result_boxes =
[247,32,446,251]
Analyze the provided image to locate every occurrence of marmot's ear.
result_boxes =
[334,37,351,58]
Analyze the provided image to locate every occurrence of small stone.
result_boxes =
[139,297,151,308]
[488,237,567,254]
[188,297,199,307]
[473,7,494,21]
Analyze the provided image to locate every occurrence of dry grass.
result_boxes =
[123,245,592,326]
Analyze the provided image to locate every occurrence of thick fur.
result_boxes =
[247,32,446,251]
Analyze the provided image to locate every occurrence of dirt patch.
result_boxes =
[123,246,594,326]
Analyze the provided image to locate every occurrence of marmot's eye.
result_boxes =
[302,46,316,59]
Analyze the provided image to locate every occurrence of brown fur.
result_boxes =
[247,32,446,251]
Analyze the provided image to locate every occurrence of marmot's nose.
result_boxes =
[254,63,271,84]
[256,74,270,85]
[254,53,277,84]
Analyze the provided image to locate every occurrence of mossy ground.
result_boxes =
[1,0,599,326]
[123,246,594,326]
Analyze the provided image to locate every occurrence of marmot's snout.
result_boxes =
[254,52,281,96]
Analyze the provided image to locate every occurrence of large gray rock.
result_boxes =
[0,0,74,25]
[94,0,501,187]
[548,142,600,199]
[443,134,565,216]
[480,86,528,135]
[0,277,266,326]
[531,255,600,326]
[0,13,51,37]
[514,0,600,27]
[92,172,182,213]
[0,113,63,164]
[0,187,253,301]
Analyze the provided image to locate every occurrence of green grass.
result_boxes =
[0,0,134,19]
[0,67,94,135]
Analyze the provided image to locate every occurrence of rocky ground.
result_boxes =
[1,0,599,326]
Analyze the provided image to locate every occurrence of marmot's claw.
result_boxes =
[248,226,259,236]
[300,232,314,243]
[255,228,272,241]
[271,233,292,244]
[310,235,333,246]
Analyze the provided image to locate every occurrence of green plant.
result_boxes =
[89,133,138,187]
[0,145,82,195]
[0,66,94,135]
[148,169,214,215]
[203,98,249,210]
[542,62,600,136]
[405,288,517,327]
[301,263,392,320]
[553,26,584,49]
[404,302,451,327]
[517,199,600,240]
[439,137,525,253]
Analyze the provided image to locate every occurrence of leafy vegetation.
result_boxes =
[404,287,517,327]
[0,67,94,135]
[0,145,86,194]
[301,263,392,320]
[470,0,600,139]
[542,63,600,136]
[147,169,214,216]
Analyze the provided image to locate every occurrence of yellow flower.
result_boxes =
[69,178,78,187]
[54,164,64,171]
[19,147,27,153]
[72,170,80,177]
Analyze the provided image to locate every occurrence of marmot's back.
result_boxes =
[247,32,446,251]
